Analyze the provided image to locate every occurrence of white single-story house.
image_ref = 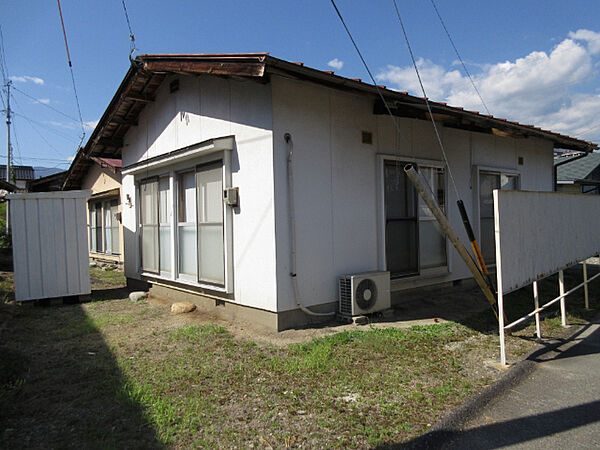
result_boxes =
[62,152,124,266]
[80,53,596,330]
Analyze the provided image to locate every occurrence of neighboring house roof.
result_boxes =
[79,53,597,163]
[61,147,122,190]
[0,165,35,181]
[555,152,600,182]
[0,179,18,192]
[27,171,68,192]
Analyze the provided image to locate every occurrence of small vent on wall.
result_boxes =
[518,156,524,165]
[170,79,180,93]
[362,131,373,145]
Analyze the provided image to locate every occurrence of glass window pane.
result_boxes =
[89,205,96,253]
[158,177,170,272]
[419,220,446,269]
[142,226,158,272]
[480,217,496,264]
[160,226,171,273]
[479,173,499,218]
[104,204,112,254]
[197,164,224,285]
[384,161,418,277]
[384,161,416,219]
[201,175,222,223]
[417,167,445,218]
[178,172,196,223]
[501,174,517,190]
[159,177,171,224]
[199,224,224,284]
[95,203,103,253]
[178,225,196,277]
[140,181,159,272]
[479,173,499,265]
[111,202,120,255]
[385,220,418,276]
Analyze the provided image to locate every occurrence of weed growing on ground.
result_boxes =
[0,265,598,448]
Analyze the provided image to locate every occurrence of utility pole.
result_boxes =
[5,80,11,232]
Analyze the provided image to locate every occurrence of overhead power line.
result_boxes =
[121,0,137,58]
[429,0,490,116]
[391,0,459,200]
[329,0,410,149]
[0,25,9,84]
[12,85,80,123]
[56,0,85,147]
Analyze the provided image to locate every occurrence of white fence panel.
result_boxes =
[7,190,92,301]
[494,190,600,294]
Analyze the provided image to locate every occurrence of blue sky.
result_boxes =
[2,0,600,171]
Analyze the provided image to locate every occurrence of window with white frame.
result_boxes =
[383,159,447,278]
[478,170,519,265]
[88,198,120,256]
[138,160,226,288]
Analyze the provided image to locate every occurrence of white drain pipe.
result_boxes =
[285,133,335,317]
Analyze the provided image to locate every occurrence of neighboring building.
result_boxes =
[78,53,596,330]
[62,151,123,266]
[27,171,67,192]
[554,152,600,194]
[0,165,34,191]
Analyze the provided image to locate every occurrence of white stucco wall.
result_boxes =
[121,74,278,311]
[120,70,554,315]
[82,163,124,261]
[271,75,554,312]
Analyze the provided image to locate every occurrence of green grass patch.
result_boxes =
[1,265,599,448]
[90,267,127,286]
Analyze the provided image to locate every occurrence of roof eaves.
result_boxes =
[263,55,597,152]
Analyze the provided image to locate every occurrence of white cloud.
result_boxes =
[569,29,600,55]
[48,121,76,130]
[377,30,600,143]
[378,58,464,100]
[328,58,344,71]
[37,98,50,105]
[84,120,99,131]
[10,75,44,85]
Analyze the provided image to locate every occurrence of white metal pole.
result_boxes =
[559,270,567,327]
[498,289,506,366]
[583,261,590,310]
[5,81,11,233]
[533,280,541,339]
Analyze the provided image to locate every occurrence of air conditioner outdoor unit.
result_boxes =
[338,271,391,317]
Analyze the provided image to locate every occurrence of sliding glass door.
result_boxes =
[140,179,159,273]
[177,171,197,279]
[384,160,419,277]
[196,162,224,286]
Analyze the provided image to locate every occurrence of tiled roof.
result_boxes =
[555,152,600,181]
[77,52,598,167]
[0,165,35,181]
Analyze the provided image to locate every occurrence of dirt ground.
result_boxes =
[1,266,597,448]
[148,278,491,348]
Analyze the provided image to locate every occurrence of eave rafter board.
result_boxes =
[494,190,600,294]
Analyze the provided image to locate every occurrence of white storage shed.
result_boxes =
[8,190,92,302]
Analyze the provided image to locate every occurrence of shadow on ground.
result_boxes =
[386,263,600,334]
[384,314,600,449]
[0,299,163,448]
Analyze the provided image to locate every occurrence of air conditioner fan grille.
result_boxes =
[339,277,352,315]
